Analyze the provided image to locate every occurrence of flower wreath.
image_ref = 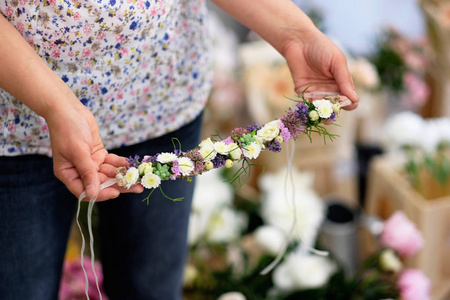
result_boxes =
[115,90,351,202]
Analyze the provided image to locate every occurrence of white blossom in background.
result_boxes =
[431,117,450,145]
[217,292,247,300]
[254,225,286,256]
[206,207,244,243]
[273,253,337,292]
[420,120,441,154]
[258,168,324,245]
[381,112,425,151]
[188,171,234,245]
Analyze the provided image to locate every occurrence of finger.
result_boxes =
[331,56,359,110]
[72,146,101,199]
[55,166,85,199]
[104,153,129,167]
[99,163,118,179]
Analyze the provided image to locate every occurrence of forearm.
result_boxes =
[0,13,81,119]
[210,0,319,55]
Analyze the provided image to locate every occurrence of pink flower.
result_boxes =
[381,211,424,257]
[397,269,431,300]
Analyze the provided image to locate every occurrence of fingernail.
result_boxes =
[352,89,359,101]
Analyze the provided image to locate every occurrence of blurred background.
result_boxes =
[62,1,450,299]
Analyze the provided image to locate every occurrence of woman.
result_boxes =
[0,0,358,299]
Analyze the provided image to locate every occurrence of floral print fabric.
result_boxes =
[0,0,212,156]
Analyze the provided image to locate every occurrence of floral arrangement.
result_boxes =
[382,111,450,197]
[183,165,430,300]
[115,90,348,201]
[370,29,430,110]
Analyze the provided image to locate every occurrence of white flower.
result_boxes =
[188,171,234,245]
[254,225,286,255]
[199,137,214,148]
[138,162,153,176]
[382,112,425,151]
[178,157,194,176]
[217,292,247,300]
[124,167,139,189]
[259,168,324,244]
[379,249,402,273]
[199,145,217,161]
[157,152,178,163]
[206,207,242,243]
[309,110,319,122]
[257,120,281,142]
[273,253,336,291]
[243,141,262,159]
[141,173,161,189]
[214,141,229,155]
[228,142,242,160]
[313,99,333,119]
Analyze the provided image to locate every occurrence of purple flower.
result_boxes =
[247,122,260,133]
[171,161,181,179]
[126,154,141,169]
[193,161,205,175]
[142,155,152,163]
[280,109,307,140]
[295,102,309,122]
[223,137,233,145]
[279,122,291,142]
[184,149,203,162]
[268,140,282,153]
[212,154,227,168]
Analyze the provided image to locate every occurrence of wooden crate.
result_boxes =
[364,156,450,300]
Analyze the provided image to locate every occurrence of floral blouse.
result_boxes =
[0,0,212,156]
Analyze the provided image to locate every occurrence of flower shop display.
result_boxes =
[370,29,430,112]
[184,164,430,300]
[365,154,450,299]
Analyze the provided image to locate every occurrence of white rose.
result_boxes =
[379,249,402,273]
[254,225,286,255]
[199,145,217,161]
[257,120,281,142]
[313,99,333,119]
[178,157,194,176]
[228,142,242,160]
[124,167,139,189]
[273,253,336,291]
[199,137,214,148]
[214,141,229,155]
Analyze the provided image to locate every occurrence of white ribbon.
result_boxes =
[76,178,116,300]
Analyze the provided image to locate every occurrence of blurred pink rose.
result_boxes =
[397,269,431,300]
[59,256,108,300]
[381,211,424,257]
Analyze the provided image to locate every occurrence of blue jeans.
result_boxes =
[0,113,203,300]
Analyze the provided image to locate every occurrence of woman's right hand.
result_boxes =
[45,100,143,201]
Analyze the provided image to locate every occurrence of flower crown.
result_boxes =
[116,90,350,202]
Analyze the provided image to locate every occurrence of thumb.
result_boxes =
[332,56,359,110]
[73,148,100,199]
